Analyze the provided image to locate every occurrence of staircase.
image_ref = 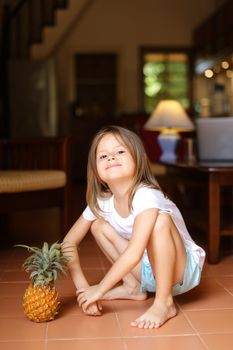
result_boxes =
[1,0,91,60]
[0,0,91,137]
[2,0,69,59]
[31,0,90,59]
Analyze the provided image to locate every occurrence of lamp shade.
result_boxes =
[144,100,195,161]
[144,100,195,131]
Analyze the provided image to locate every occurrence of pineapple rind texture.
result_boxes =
[23,285,60,322]
[15,242,69,322]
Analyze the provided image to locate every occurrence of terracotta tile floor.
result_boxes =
[0,184,233,349]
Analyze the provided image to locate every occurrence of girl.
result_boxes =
[63,125,205,329]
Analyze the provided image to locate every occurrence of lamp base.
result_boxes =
[158,130,180,161]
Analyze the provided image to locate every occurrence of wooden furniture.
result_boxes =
[0,137,71,240]
[151,160,233,264]
[193,0,233,56]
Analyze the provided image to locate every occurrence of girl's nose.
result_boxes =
[108,154,115,161]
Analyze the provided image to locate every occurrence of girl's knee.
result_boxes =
[91,219,104,236]
[90,219,113,238]
[153,213,184,251]
[154,213,173,233]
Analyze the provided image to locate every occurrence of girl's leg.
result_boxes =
[91,219,147,300]
[131,213,187,329]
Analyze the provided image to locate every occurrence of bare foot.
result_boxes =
[131,299,177,329]
[102,283,147,301]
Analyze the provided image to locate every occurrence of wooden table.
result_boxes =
[151,160,233,264]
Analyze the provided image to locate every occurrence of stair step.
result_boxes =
[55,0,68,9]
[43,0,69,25]
[31,0,89,59]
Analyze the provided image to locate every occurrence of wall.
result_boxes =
[54,0,219,133]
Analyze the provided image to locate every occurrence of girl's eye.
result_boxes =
[99,154,107,160]
[117,150,125,155]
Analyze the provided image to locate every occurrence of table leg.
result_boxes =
[208,173,220,263]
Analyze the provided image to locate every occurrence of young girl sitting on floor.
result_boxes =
[63,125,205,329]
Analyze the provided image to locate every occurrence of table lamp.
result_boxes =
[144,100,195,161]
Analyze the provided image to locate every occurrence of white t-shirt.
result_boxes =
[83,185,206,269]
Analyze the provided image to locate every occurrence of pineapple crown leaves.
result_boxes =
[15,242,70,287]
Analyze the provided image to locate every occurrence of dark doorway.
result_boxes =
[71,53,118,181]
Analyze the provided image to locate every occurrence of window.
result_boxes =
[140,47,192,113]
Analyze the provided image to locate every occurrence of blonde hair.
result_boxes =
[86,125,161,217]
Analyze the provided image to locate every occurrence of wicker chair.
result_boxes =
[0,137,71,240]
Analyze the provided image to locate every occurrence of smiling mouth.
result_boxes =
[106,164,121,170]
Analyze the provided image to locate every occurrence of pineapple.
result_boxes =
[16,241,69,322]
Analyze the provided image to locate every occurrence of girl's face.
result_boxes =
[96,133,135,185]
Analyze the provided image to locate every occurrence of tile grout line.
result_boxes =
[45,336,125,341]
[177,307,233,312]
[44,323,49,350]
[0,339,47,344]
[176,302,209,350]
[115,312,128,350]
[214,276,233,296]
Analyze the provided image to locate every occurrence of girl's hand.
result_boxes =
[83,302,102,316]
[77,285,103,313]
[76,289,102,316]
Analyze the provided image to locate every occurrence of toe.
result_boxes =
[149,322,155,329]
[154,321,162,329]
[144,321,151,329]
[138,320,146,329]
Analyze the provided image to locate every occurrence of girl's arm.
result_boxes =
[63,215,102,315]
[77,208,158,308]
[63,215,92,290]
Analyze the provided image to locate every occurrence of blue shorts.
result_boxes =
[141,249,201,296]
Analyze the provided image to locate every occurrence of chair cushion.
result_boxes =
[0,170,66,193]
